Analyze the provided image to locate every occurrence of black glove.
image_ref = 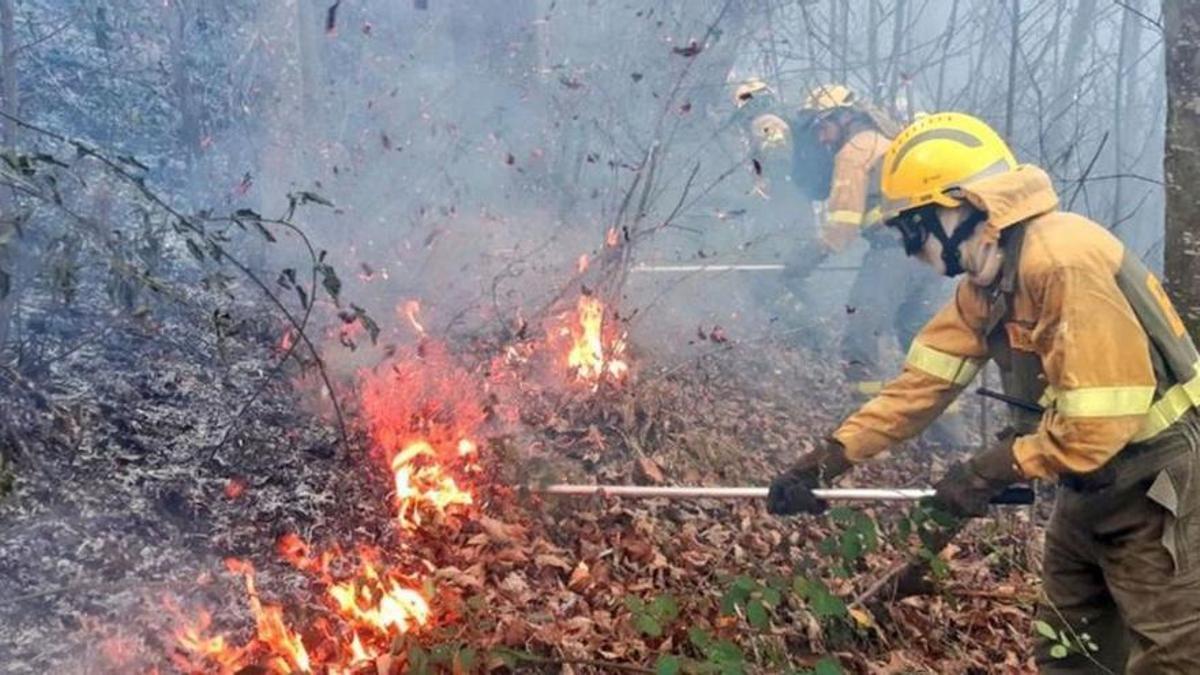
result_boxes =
[931,435,1022,518]
[767,439,854,515]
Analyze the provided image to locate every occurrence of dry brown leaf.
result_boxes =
[568,561,591,591]
[535,553,574,571]
[635,457,665,484]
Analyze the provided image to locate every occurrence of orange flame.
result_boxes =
[359,343,484,529]
[400,299,425,336]
[327,555,430,638]
[565,295,628,384]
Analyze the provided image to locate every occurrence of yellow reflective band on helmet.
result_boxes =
[829,210,864,226]
[1050,386,1155,418]
[904,342,981,386]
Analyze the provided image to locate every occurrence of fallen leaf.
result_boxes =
[568,561,591,591]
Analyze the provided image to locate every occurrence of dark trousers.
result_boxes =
[1037,414,1200,673]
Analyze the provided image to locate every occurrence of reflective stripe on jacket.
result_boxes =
[821,129,890,252]
[833,165,1200,479]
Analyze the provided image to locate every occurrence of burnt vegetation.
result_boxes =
[0,1,1190,673]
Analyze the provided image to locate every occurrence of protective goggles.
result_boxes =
[884,205,939,256]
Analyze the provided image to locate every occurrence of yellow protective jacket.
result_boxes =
[833,165,1200,479]
[821,129,891,253]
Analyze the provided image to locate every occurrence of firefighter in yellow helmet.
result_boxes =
[769,112,1200,673]
[786,84,964,447]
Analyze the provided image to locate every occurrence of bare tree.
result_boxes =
[0,0,16,359]
[1164,1,1200,337]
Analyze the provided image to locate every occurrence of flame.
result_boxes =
[231,560,313,674]
[360,342,485,529]
[401,299,425,336]
[326,555,430,638]
[390,440,473,530]
[577,253,589,274]
[605,227,619,247]
[566,295,628,384]
[278,328,295,353]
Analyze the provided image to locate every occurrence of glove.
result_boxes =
[931,434,1023,518]
[767,439,854,515]
[782,243,831,295]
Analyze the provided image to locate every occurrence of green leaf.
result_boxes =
[828,506,856,525]
[1034,620,1059,641]
[635,613,663,638]
[792,576,811,599]
[840,531,864,561]
[1050,644,1069,659]
[624,596,646,612]
[818,537,838,556]
[813,657,843,675]
[655,655,682,675]
[808,584,846,620]
[761,586,782,607]
[454,647,478,670]
[732,575,756,594]
[709,639,744,665]
[408,646,430,674]
[746,599,769,630]
[651,595,679,622]
[688,627,712,650]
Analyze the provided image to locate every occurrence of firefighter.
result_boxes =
[725,77,828,337]
[768,112,1200,673]
[787,84,964,448]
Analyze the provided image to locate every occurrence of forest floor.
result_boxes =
[0,296,1043,674]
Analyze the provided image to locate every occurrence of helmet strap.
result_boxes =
[926,208,986,277]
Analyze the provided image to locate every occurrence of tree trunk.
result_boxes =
[885,0,907,112]
[1111,0,1142,226]
[168,2,201,163]
[867,0,879,102]
[1164,1,1200,339]
[1046,0,1097,169]
[0,0,17,360]
[1004,0,1020,138]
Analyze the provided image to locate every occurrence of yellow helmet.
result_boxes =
[801,83,856,111]
[880,112,1016,221]
[733,78,771,108]
[750,113,791,150]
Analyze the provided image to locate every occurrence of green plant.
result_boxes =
[626,593,680,638]
[719,575,783,630]
[1034,620,1099,660]
[821,506,880,577]
[686,627,746,675]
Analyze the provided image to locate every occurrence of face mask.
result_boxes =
[886,205,986,277]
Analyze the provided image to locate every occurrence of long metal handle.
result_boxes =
[630,264,860,273]
[535,484,1034,504]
